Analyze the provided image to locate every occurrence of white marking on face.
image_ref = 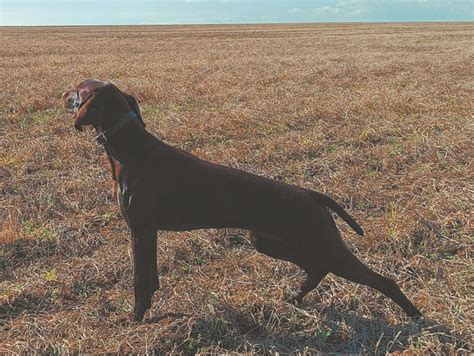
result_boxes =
[66,91,82,113]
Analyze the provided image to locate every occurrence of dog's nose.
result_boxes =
[61,91,73,109]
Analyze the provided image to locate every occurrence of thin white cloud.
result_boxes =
[288,0,473,22]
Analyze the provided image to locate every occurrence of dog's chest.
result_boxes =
[117,167,134,217]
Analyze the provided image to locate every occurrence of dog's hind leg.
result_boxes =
[290,270,327,305]
[250,232,327,304]
[331,252,421,318]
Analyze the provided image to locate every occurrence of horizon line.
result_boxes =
[2,19,473,28]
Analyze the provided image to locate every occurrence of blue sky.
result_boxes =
[1,0,473,26]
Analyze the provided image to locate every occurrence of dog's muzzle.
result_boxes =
[64,91,82,113]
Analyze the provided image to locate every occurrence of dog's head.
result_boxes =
[62,79,145,131]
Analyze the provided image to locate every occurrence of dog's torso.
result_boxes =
[113,136,322,236]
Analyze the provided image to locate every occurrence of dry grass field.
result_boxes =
[1,22,473,353]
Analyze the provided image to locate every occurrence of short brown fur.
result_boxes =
[63,80,421,322]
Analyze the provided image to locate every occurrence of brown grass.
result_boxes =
[0,22,473,353]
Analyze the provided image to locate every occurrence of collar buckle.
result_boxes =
[95,132,108,145]
[93,111,137,145]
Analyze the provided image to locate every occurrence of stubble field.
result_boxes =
[0,22,473,353]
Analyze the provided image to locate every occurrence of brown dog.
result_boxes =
[62,79,421,322]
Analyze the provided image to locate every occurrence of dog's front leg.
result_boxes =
[129,223,158,322]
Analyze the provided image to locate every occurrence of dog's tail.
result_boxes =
[308,191,364,236]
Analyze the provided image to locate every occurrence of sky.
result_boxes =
[1,0,473,26]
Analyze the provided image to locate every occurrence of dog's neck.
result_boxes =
[95,117,153,169]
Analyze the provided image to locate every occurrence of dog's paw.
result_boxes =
[132,302,149,323]
[410,312,423,322]
[407,306,423,321]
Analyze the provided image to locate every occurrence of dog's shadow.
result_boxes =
[146,304,470,354]
[1,290,469,353]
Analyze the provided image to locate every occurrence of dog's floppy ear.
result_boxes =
[123,93,146,127]
[74,91,103,131]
